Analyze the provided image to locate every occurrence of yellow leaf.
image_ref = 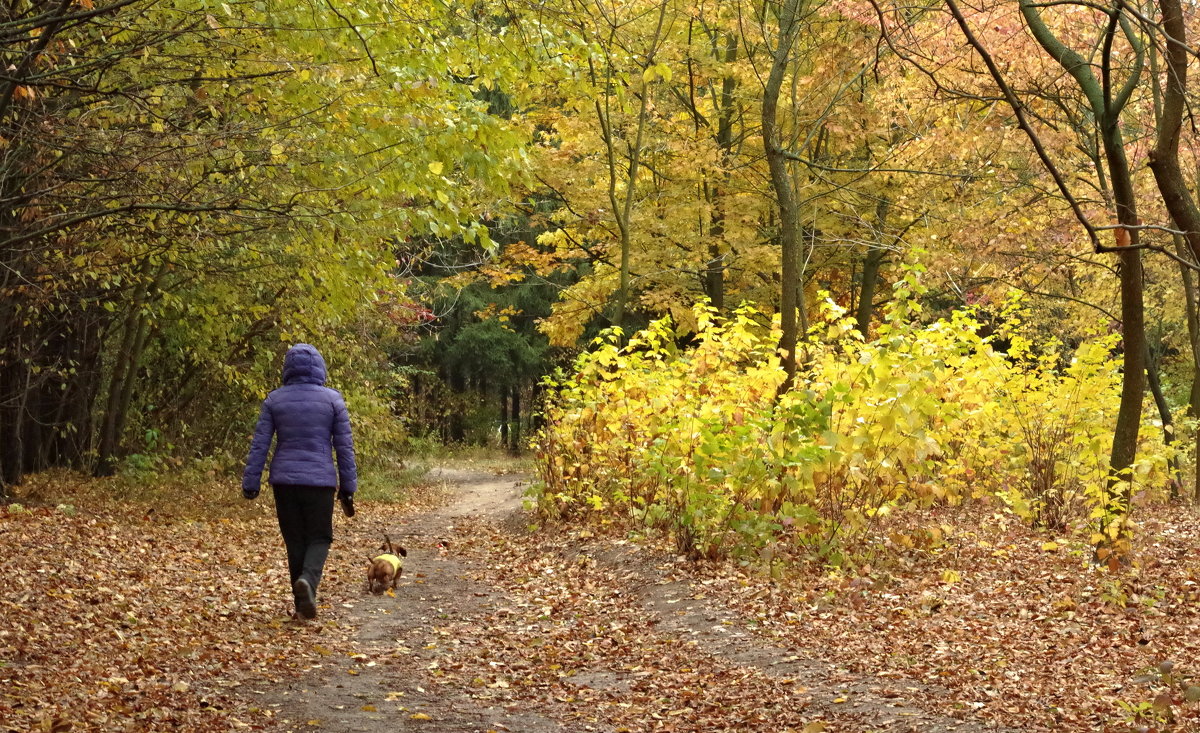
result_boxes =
[428,161,444,175]
[803,722,829,733]
[410,713,431,720]
[361,705,376,712]
[1041,541,1058,552]
[941,569,961,585]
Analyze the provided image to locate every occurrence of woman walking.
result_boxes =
[242,343,357,619]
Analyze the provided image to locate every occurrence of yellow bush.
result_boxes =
[534,275,1174,564]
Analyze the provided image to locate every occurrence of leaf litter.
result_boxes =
[5,468,1199,732]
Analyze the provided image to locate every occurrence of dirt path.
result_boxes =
[261,469,1013,733]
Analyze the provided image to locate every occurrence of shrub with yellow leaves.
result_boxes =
[533,268,1174,565]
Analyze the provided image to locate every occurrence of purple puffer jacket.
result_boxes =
[241,344,357,494]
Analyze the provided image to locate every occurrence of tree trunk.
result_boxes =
[1144,0,1200,500]
[1018,0,1146,519]
[500,390,509,448]
[705,32,738,313]
[595,0,670,332]
[1099,123,1146,507]
[511,385,522,454]
[96,309,141,476]
[1176,237,1200,502]
[856,247,886,337]
[1110,247,1146,496]
[1145,343,1181,496]
[96,261,163,476]
[1146,0,1200,267]
[762,0,807,393]
[856,199,892,336]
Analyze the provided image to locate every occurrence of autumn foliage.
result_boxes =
[534,267,1174,564]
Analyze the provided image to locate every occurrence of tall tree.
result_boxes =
[0,0,532,490]
[926,0,1200,524]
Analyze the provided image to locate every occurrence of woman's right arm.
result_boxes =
[242,398,275,496]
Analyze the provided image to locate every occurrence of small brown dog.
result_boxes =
[367,534,407,594]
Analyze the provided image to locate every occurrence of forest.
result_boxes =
[2,0,1200,729]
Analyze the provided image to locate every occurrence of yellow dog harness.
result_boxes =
[373,553,403,573]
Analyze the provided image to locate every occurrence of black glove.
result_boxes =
[338,491,355,518]
[243,486,260,500]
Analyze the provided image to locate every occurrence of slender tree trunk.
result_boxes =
[96,312,141,476]
[762,0,807,393]
[96,262,163,476]
[1145,343,1181,496]
[856,248,886,336]
[1146,0,1200,266]
[500,390,509,448]
[12,367,32,487]
[68,319,104,468]
[1176,235,1200,503]
[511,385,522,454]
[1101,134,1146,505]
[1017,0,1146,514]
[705,33,738,313]
[594,0,670,332]
[1145,0,1200,500]
[856,199,892,336]
[114,312,151,447]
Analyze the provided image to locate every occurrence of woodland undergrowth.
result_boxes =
[533,267,1176,566]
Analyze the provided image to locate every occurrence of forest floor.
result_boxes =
[3,461,1200,732]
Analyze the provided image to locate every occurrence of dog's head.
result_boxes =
[367,551,405,594]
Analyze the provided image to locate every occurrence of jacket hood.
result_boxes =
[281,344,327,386]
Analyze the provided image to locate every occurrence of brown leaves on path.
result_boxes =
[0,473,441,732]
[10,466,1198,733]
[647,504,1200,732]
[409,497,1200,732]
[418,518,983,732]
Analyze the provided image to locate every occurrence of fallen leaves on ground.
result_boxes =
[0,470,445,732]
[417,519,929,732]
[7,467,1198,732]
[453,500,1200,732]
[713,502,1200,732]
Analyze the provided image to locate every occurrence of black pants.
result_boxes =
[272,484,335,593]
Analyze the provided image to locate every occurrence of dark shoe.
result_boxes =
[293,578,317,619]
